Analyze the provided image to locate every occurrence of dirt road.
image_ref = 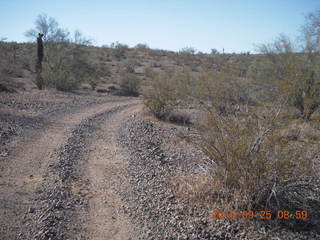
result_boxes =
[2,94,318,240]
[0,98,142,240]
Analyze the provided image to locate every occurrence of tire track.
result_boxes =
[32,101,141,240]
[0,98,139,240]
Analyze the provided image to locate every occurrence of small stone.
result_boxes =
[28,207,35,213]
[0,150,9,157]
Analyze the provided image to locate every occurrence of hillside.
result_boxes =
[1,41,320,240]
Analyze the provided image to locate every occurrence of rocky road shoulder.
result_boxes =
[119,114,320,240]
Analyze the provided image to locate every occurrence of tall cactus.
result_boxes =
[36,33,44,89]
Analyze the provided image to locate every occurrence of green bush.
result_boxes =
[119,73,140,96]
[41,63,79,91]
[37,42,98,92]
[253,9,320,120]
[256,36,320,120]
[197,70,251,113]
[0,41,21,77]
[144,71,178,119]
[54,69,78,91]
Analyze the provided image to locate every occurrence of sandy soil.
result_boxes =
[0,94,142,239]
[83,105,142,240]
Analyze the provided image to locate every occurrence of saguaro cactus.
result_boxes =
[36,33,44,89]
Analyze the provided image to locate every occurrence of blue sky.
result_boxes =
[0,0,319,53]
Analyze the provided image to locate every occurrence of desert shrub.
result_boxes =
[175,47,198,67]
[41,62,78,91]
[110,42,129,60]
[88,77,98,90]
[202,52,230,72]
[40,41,99,91]
[39,43,89,91]
[179,46,196,55]
[211,48,219,54]
[21,54,35,72]
[25,14,100,91]
[54,69,78,91]
[0,41,21,77]
[144,71,177,119]
[176,106,320,230]
[197,70,251,113]
[122,58,137,73]
[171,67,194,100]
[134,43,149,50]
[144,66,156,78]
[144,67,197,120]
[119,73,140,96]
[253,10,320,120]
[256,35,320,120]
[247,56,280,102]
[202,53,253,77]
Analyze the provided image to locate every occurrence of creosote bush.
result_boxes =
[197,70,251,114]
[54,69,78,92]
[257,36,320,120]
[119,73,140,96]
[253,8,320,120]
[41,63,78,91]
[143,70,178,120]
[175,106,320,230]
[0,41,22,78]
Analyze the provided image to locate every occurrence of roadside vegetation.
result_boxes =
[24,14,103,91]
[0,9,320,235]
[143,9,320,232]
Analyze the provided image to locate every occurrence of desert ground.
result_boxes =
[1,30,320,239]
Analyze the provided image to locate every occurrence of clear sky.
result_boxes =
[0,0,319,53]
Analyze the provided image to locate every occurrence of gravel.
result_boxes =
[2,90,319,239]
[0,91,128,157]
[118,116,320,240]
[23,102,137,240]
